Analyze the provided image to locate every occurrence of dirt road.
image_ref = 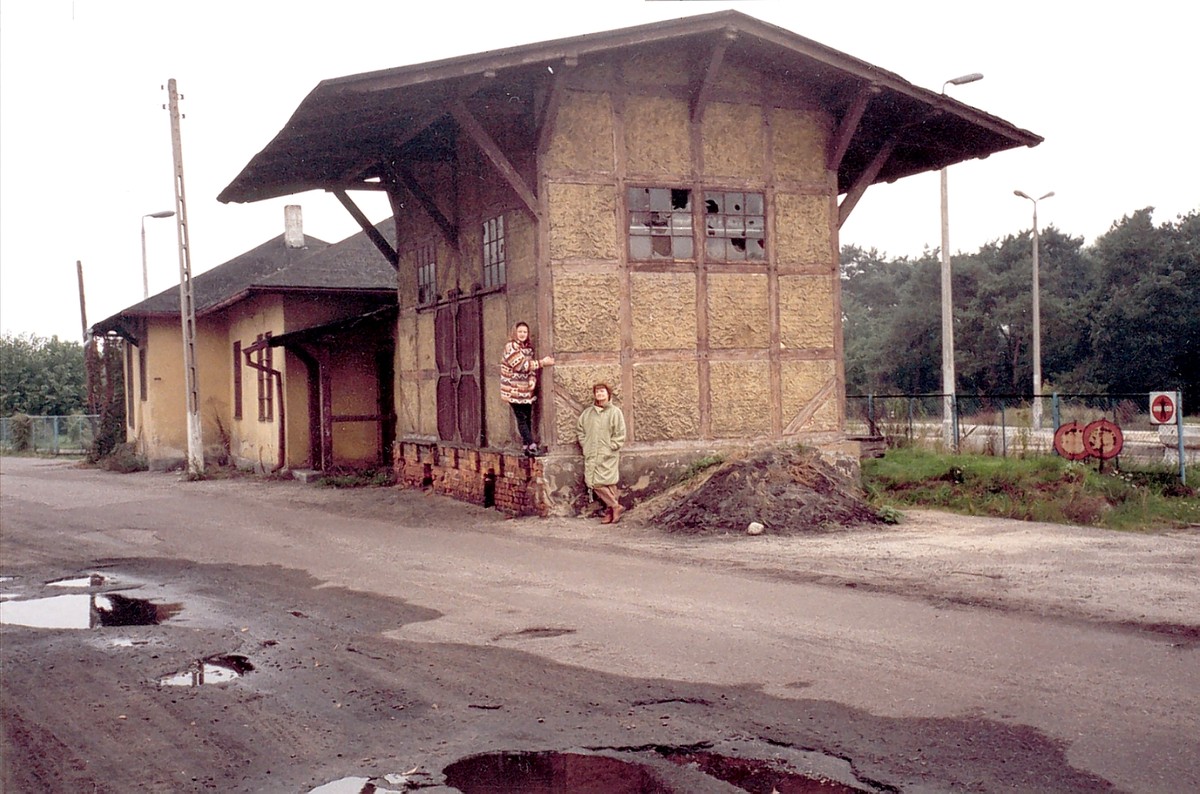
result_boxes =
[2,457,1197,792]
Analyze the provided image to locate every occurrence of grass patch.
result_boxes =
[317,467,396,488]
[863,448,1200,531]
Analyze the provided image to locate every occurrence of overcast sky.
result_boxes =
[1,0,1196,342]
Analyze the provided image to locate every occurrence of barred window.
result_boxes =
[704,191,765,261]
[627,187,693,261]
[416,243,437,305]
[482,215,506,288]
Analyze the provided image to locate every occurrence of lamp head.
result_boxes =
[1014,190,1032,200]
[145,210,175,219]
[947,72,984,86]
[1039,191,1056,201]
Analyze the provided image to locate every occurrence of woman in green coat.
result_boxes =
[576,382,627,523]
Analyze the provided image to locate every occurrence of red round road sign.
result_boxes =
[1150,393,1176,424]
[1053,421,1089,461]
[1083,419,1124,460]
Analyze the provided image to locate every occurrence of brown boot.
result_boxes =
[610,504,625,524]
[600,508,614,524]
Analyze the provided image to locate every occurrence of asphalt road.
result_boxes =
[1,457,1197,793]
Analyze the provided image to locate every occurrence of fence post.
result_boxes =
[52,416,60,455]
[1001,402,1008,457]
[868,394,875,436]
[907,398,914,440]
[1052,393,1061,430]
[952,395,960,451]
[1177,389,1187,485]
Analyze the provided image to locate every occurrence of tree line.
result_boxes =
[841,207,1199,409]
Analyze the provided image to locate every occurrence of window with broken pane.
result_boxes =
[482,215,506,288]
[627,187,693,261]
[704,191,765,262]
[416,243,436,305]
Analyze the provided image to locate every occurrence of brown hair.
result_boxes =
[592,382,614,398]
[508,321,532,344]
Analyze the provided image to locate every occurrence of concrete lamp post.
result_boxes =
[141,210,175,299]
[939,72,983,448]
[1014,189,1055,431]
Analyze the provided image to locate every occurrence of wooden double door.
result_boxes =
[435,294,484,446]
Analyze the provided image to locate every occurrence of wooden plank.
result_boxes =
[331,189,399,267]
[450,99,539,218]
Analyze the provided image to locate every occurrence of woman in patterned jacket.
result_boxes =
[500,321,554,457]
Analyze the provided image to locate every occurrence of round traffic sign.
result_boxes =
[1083,419,1123,460]
[1053,421,1089,461]
[1150,393,1177,425]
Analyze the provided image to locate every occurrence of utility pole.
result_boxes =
[167,78,204,477]
[76,260,88,343]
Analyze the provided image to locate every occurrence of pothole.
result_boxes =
[159,654,254,687]
[443,752,673,793]
[493,627,577,641]
[0,593,182,629]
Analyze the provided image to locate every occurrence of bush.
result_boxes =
[9,413,33,451]
[98,443,147,473]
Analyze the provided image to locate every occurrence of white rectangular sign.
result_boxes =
[1149,391,1179,425]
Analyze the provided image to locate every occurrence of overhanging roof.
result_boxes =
[219,10,1041,205]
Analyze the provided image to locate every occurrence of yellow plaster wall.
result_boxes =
[714,62,762,95]
[547,182,618,261]
[507,212,538,287]
[772,108,831,183]
[633,361,699,441]
[395,312,420,437]
[702,102,765,178]
[775,192,834,266]
[706,273,769,349]
[416,311,437,437]
[543,91,615,175]
[140,320,187,463]
[779,275,835,349]
[227,297,287,468]
[781,359,838,432]
[624,95,691,176]
[195,315,231,462]
[709,360,772,437]
[482,293,517,447]
[552,272,621,353]
[631,273,696,350]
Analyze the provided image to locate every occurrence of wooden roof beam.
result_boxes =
[827,83,880,172]
[393,163,460,249]
[330,189,399,269]
[837,137,896,228]
[691,28,737,125]
[449,99,540,219]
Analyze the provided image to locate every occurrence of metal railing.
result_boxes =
[0,415,100,455]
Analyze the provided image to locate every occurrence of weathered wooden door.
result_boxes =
[435,294,483,445]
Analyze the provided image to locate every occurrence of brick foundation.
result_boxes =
[393,441,546,517]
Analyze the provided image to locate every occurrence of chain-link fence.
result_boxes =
[846,393,1195,465]
[0,415,100,455]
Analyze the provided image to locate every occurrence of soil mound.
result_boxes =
[653,446,885,535]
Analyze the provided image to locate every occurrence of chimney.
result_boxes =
[284,205,305,249]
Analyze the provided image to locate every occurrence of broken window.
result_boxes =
[627,187,693,261]
[704,191,765,262]
[483,215,506,289]
[417,243,437,305]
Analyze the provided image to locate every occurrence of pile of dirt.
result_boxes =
[653,445,885,535]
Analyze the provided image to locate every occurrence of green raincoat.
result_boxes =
[576,402,626,488]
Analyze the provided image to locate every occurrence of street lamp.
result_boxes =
[1014,189,1055,432]
[141,210,175,299]
[939,72,983,448]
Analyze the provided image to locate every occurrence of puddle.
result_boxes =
[0,593,182,629]
[660,750,868,793]
[48,573,110,588]
[308,772,414,793]
[160,654,254,687]
[444,752,674,793]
